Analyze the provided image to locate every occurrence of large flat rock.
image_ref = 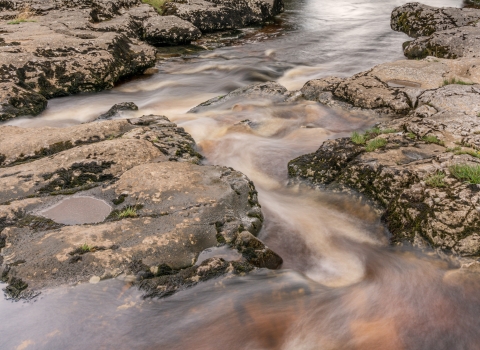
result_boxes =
[0,115,281,299]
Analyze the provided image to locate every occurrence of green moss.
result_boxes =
[406,132,416,140]
[351,131,366,145]
[425,171,446,188]
[449,164,480,184]
[365,138,387,152]
[442,78,473,86]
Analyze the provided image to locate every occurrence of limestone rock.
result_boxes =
[391,2,480,38]
[144,15,202,45]
[0,115,281,299]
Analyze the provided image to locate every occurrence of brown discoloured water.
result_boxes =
[2,0,479,349]
[40,197,112,225]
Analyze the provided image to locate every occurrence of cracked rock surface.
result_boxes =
[0,115,282,299]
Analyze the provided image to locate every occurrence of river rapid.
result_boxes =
[2,0,480,349]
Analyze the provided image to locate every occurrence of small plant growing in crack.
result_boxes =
[365,138,387,152]
[117,205,139,218]
[422,135,444,146]
[449,164,480,184]
[81,243,91,253]
[425,171,446,188]
[351,131,366,145]
[442,77,473,86]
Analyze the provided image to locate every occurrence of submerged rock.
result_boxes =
[189,81,297,113]
[0,115,281,299]
[97,102,139,120]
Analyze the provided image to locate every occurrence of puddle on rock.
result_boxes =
[386,79,422,88]
[40,197,112,225]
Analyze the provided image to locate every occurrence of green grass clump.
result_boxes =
[142,0,170,14]
[442,78,473,86]
[425,171,446,188]
[351,131,366,145]
[116,206,138,218]
[422,135,444,145]
[449,164,480,184]
[406,132,416,139]
[365,138,387,152]
[81,243,91,253]
[380,128,398,134]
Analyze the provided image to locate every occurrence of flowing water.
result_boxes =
[2,0,480,349]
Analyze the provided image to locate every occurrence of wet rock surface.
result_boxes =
[293,3,480,259]
[392,3,480,59]
[189,81,298,113]
[0,115,281,299]
[163,0,284,32]
[0,0,284,121]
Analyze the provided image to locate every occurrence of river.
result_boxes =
[2,0,480,349]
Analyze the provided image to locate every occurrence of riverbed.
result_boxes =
[3,0,480,349]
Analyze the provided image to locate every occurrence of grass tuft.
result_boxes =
[442,77,473,86]
[351,131,366,145]
[422,135,444,146]
[406,132,416,139]
[81,243,91,253]
[425,171,446,188]
[142,0,170,14]
[365,138,387,152]
[449,164,480,184]
[116,205,138,218]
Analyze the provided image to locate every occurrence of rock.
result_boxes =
[403,25,480,59]
[97,102,139,120]
[391,3,480,60]
[144,15,202,45]
[301,57,480,116]
[189,81,294,113]
[163,0,284,32]
[391,2,480,38]
[0,115,281,299]
[293,72,480,258]
[301,72,412,117]
[0,9,155,121]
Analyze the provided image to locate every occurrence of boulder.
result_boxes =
[144,15,202,45]
[97,102,139,120]
[391,2,480,38]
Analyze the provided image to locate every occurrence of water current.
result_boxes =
[2,0,480,349]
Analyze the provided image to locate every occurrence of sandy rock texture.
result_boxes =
[0,115,282,299]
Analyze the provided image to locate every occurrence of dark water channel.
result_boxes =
[3,0,480,349]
